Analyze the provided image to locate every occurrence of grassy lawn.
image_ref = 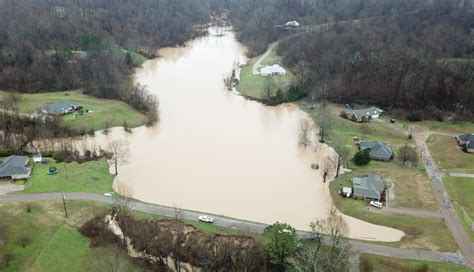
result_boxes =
[359,253,469,272]
[443,176,474,241]
[399,119,474,135]
[237,49,293,99]
[331,171,455,251]
[0,201,143,271]
[0,90,147,132]
[427,134,474,173]
[0,201,261,271]
[299,102,410,155]
[299,102,453,250]
[18,158,114,194]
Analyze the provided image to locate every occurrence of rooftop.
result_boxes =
[352,174,385,200]
[360,141,393,159]
[0,156,30,177]
[41,100,78,114]
[349,107,384,120]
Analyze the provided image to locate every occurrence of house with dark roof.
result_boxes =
[455,133,474,145]
[455,134,474,153]
[352,174,385,201]
[359,141,393,161]
[41,100,80,116]
[0,156,31,180]
[343,107,384,122]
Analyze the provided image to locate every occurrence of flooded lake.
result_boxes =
[89,29,404,241]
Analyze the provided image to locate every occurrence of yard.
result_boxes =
[18,158,114,195]
[427,134,474,173]
[0,201,144,271]
[359,253,469,272]
[330,171,455,251]
[299,102,454,250]
[237,48,294,99]
[0,90,147,132]
[443,176,474,242]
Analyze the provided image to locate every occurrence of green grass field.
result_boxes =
[237,49,293,99]
[444,176,474,241]
[19,158,114,194]
[0,201,143,272]
[359,253,469,272]
[0,90,147,132]
[427,134,474,173]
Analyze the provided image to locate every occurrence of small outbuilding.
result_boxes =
[285,20,300,27]
[343,107,384,122]
[33,154,42,163]
[352,174,385,201]
[359,141,393,161]
[41,100,80,116]
[341,187,352,198]
[260,64,287,76]
[0,156,31,180]
[454,134,474,153]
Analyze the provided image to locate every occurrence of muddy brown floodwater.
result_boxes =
[87,28,404,241]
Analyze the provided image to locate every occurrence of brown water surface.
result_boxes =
[89,29,404,241]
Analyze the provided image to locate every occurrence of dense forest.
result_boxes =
[0,0,209,105]
[215,0,474,117]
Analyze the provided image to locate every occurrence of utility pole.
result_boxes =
[62,193,68,218]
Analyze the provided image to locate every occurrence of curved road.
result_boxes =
[0,192,463,266]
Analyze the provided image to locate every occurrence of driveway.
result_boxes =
[413,125,474,269]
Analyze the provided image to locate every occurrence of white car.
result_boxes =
[104,192,113,197]
[370,201,383,209]
[198,215,215,223]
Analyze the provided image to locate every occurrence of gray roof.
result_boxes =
[360,141,393,160]
[41,100,78,114]
[352,174,385,200]
[0,156,30,177]
[467,141,474,149]
[350,107,384,120]
[456,134,474,142]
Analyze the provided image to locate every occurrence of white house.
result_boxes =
[285,20,300,27]
[260,64,287,76]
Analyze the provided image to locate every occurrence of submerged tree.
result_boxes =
[107,140,130,175]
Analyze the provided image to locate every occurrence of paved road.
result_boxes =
[0,192,465,266]
[367,206,442,218]
[413,125,474,269]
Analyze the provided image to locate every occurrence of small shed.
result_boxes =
[260,64,287,76]
[33,154,42,163]
[285,20,300,27]
[342,187,352,198]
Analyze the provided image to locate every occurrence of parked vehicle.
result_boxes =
[104,192,113,197]
[198,215,214,223]
[369,200,383,209]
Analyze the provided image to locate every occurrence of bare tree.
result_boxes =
[263,77,276,100]
[311,206,348,249]
[298,119,312,148]
[314,103,332,143]
[107,140,130,175]
[171,206,184,272]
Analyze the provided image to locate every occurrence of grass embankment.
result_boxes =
[444,176,474,242]
[0,90,147,132]
[237,48,293,99]
[427,134,474,173]
[300,102,456,251]
[359,253,470,272]
[0,201,143,272]
[0,201,256,271]
[18,158,114,195]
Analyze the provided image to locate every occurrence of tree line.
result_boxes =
[0,0,209,113]
[216,0,474,118]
